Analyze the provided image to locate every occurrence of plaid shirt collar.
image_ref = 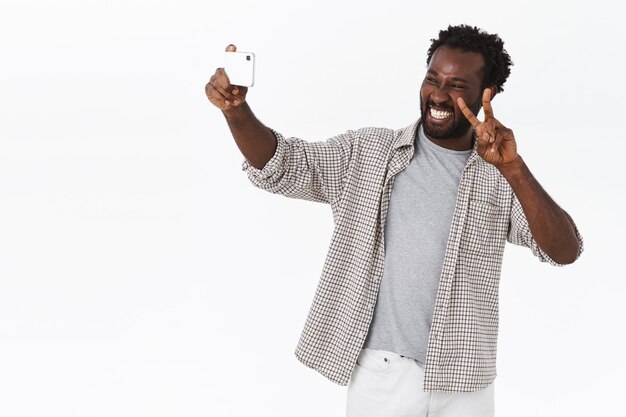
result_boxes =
[395,118,481,166]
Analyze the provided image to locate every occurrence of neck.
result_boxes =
[422,127,474,151]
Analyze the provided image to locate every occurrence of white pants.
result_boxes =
[346,348,495,417]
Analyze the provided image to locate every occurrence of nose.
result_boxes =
[430,85,451,106]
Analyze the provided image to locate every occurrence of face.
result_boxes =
[420,46,487,140]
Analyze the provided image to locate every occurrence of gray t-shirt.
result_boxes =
[363,124,471,366]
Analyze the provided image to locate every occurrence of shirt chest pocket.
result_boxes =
[461,200,508,255]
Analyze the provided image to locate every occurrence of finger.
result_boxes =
[475,129,490,155]
[214,69,246,104]
[482,89,495,120]
[210,79,238,104]
[206,81,229,106]
[214,67,231,86]
[490,128,504,154]
[231,86,248,101]
[214,68,236,93]
[475,124,490,143]
[485,118,497,143]
[457,97,480,128]
[225,44,237,52]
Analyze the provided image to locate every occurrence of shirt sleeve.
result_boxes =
[241,127,356,205]
[507,193,584,266]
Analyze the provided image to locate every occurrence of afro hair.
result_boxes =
[427,25,513,93]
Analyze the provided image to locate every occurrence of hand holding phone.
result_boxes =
[224,49,255,87]
[205,44,250,112]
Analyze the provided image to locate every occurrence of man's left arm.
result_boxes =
[458,89,583,265]
[497,156,582,264]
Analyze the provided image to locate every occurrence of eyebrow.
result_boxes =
[426,69,470,83]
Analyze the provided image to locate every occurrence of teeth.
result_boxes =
[430,107,452,120]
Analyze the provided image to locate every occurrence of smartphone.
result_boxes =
[224,51,255,87]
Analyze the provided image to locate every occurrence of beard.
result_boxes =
[420,96,482,140]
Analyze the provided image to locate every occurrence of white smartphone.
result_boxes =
[224,51,255,87]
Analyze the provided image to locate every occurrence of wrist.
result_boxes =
[496,155,524,177]
[222,101,250,120]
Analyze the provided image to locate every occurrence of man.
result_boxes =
[206,25,583,417]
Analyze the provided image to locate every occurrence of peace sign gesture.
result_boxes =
[457,89,519,166]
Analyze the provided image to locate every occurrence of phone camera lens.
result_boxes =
[246,55,250,61]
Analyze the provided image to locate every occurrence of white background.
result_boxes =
[1,0,624,416]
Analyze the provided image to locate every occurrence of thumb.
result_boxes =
[225,44,237,52]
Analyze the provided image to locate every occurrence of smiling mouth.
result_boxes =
[429,107,453,120]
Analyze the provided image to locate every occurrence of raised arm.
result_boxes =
[205,44,276,169]
[458,89,582,265]
[205,44,355,206]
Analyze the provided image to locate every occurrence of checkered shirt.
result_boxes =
[241,119,584,392]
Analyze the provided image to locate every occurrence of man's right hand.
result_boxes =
[207,44,276,170]
[205,44,248,112]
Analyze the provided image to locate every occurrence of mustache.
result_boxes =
[427,102,455,112]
